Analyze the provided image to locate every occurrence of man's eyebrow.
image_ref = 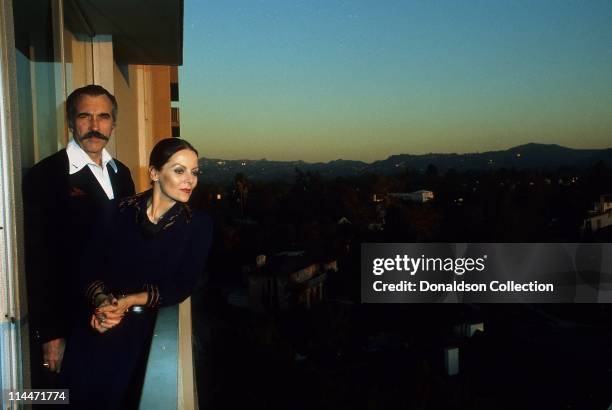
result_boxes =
[76,111,112,116]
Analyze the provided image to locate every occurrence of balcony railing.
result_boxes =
[140,298,196,409]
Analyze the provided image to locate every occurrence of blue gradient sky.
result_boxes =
[181,0,612,162]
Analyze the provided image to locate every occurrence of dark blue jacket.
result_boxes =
[23,148,135,343]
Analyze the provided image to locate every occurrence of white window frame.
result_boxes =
[0,1,28,407]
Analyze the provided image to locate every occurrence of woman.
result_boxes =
[60,138,213,409]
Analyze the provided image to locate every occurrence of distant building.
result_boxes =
[249,252,338,311]
[582,194,612,233]
[595,194,612,214]
[583,212,612,233]
[388,190,434,203]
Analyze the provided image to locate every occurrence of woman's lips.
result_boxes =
[180,188,192,194]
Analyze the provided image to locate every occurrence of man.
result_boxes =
[23,85,135,383]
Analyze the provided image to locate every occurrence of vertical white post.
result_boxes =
[91,34,116,156]
[51,0,67,149]
[0,1,28,408]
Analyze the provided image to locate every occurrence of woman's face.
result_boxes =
[150,149,199,203]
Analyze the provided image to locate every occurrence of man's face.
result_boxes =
[72,94,115,159]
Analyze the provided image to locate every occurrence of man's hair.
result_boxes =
[66,84,118,129]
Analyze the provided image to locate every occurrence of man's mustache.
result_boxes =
[79,131,109,141]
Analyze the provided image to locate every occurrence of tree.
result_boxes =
[234,173,249,217]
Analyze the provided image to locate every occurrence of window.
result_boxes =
[170,82,179,101]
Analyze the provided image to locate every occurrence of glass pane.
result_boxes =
[13,0,65,169]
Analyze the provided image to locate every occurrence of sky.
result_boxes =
[181,0,612,163]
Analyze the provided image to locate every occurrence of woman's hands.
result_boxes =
[90,314,111,333]
[89,292,149,334]
[90,295,131,333]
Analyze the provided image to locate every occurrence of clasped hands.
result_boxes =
[90,294,131,334]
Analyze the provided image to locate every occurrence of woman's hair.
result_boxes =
[149,138,199,170]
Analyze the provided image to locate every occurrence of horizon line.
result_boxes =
[196,142,612,165]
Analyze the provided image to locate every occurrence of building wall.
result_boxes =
[150,66,172,143]
[112,64,174,191]
[114,64,148,190]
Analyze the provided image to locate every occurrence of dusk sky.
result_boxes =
[181,1,612,162]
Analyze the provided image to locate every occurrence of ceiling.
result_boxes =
[65,0,183,65]
[13,0,184,65]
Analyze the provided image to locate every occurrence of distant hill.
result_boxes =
[199,143,612,183]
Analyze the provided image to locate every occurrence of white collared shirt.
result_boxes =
[66,139,117,199]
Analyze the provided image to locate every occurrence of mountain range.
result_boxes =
[199,143,612,183]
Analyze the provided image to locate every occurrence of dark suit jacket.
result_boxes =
[23,148,135,343]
